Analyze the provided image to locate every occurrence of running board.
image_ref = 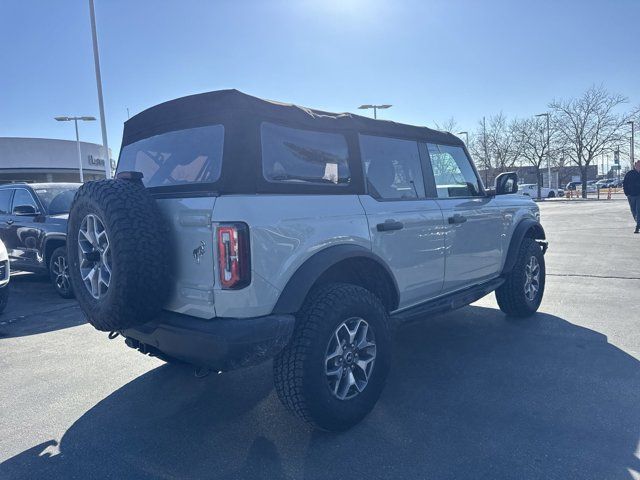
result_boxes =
[391,277,505,325]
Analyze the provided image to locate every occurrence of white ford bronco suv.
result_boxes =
[67,90,547,431]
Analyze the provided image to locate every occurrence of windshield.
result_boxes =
[34,186,79,215]
[117,125,224,188]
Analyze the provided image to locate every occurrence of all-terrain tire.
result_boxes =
[273,283,392,431]
[67,179,170,331]
[496,237,545,317]
[49,246,74,299]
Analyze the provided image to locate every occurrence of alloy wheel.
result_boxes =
[51,255,71,295]
[325,317,377,400]
[523,255,540,302]
[78,214,112,299]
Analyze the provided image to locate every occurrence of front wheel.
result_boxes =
[547,191,555,198]
[49,246,74,299]
[496,238,545,317]
[273,283,392,431]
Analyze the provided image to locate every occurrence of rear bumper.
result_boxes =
[122,311,295,371]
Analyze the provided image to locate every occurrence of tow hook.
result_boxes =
[108,331,119,340]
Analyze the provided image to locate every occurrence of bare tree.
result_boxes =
[550,85,634,198]
[469,117,492,186]
[515,117,551,198]
[432,117,459,133]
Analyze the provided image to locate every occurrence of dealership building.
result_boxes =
[0,137,115,183]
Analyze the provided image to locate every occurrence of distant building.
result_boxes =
[0,137,115,183]
[477,164,598,188]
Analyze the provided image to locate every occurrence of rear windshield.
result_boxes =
[117,125,224,187]
[261,122,351,186]
[34,186,79,214]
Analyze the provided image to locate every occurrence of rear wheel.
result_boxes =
[273,283,392,431]
[547,191,555,198]
[496,237,545,317]
[49,246,74,299]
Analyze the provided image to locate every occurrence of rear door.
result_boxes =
[425,143,504,293]
[358,134,445,309]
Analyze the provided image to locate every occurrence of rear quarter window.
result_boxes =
[117,125,224,187]
[260,122,351,186]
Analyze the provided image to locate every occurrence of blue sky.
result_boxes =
[1,0,638,158]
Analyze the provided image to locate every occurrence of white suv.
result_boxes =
[67,90,547,431]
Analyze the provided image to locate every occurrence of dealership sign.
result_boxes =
[88,154,117,169]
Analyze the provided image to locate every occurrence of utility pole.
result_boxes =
[89,0,111,179]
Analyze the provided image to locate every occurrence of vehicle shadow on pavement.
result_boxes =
[1,306,639,480]
[0,274,84,339]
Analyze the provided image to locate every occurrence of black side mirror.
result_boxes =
[495,172,519,195]
[13,204,38,216]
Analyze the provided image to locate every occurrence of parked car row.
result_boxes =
[0,183,80,298]
[517,184,563,198]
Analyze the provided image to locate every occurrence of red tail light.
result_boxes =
[217,223,251,289]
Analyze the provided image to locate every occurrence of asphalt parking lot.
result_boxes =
[1,199,639,480]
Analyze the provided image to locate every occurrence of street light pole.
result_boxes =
[73,118,84,182]
[457,131,469,145]
[55,116,96,182]
[358,104,392,120]
[89,0,111,179]
[536,112,551,189]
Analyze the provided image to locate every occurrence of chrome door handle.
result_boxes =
[376,220,404,232]
[448,214,467,225]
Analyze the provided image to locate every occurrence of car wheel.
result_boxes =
[273,283,392,431]
[0,285,8,314]
[49,246,74,299]
[495,237,545,317]
[547,191,555,198]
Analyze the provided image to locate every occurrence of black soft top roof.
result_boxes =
[122,89,462,148]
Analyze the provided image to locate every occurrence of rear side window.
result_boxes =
[12,189,38,212]
[0,190,12,214]
[360,135,425,200]
[117,125,224,187]
[261,122,350,186]
[427,143,482,198]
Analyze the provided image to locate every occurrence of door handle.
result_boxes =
[5,219,13,225]
[448,214,467,225]
[377,220,404,232]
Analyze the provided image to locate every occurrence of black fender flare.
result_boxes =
[502,218,547,274]
[272,244,400,314]
[43,233,66,265]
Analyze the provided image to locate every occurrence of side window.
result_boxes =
[12,189,38,212]
[360,135,425,200]
[0,190,12,214]
[427,143,482,198]
[261,122,351,186]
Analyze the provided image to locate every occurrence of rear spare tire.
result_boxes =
[67,177,169,331]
